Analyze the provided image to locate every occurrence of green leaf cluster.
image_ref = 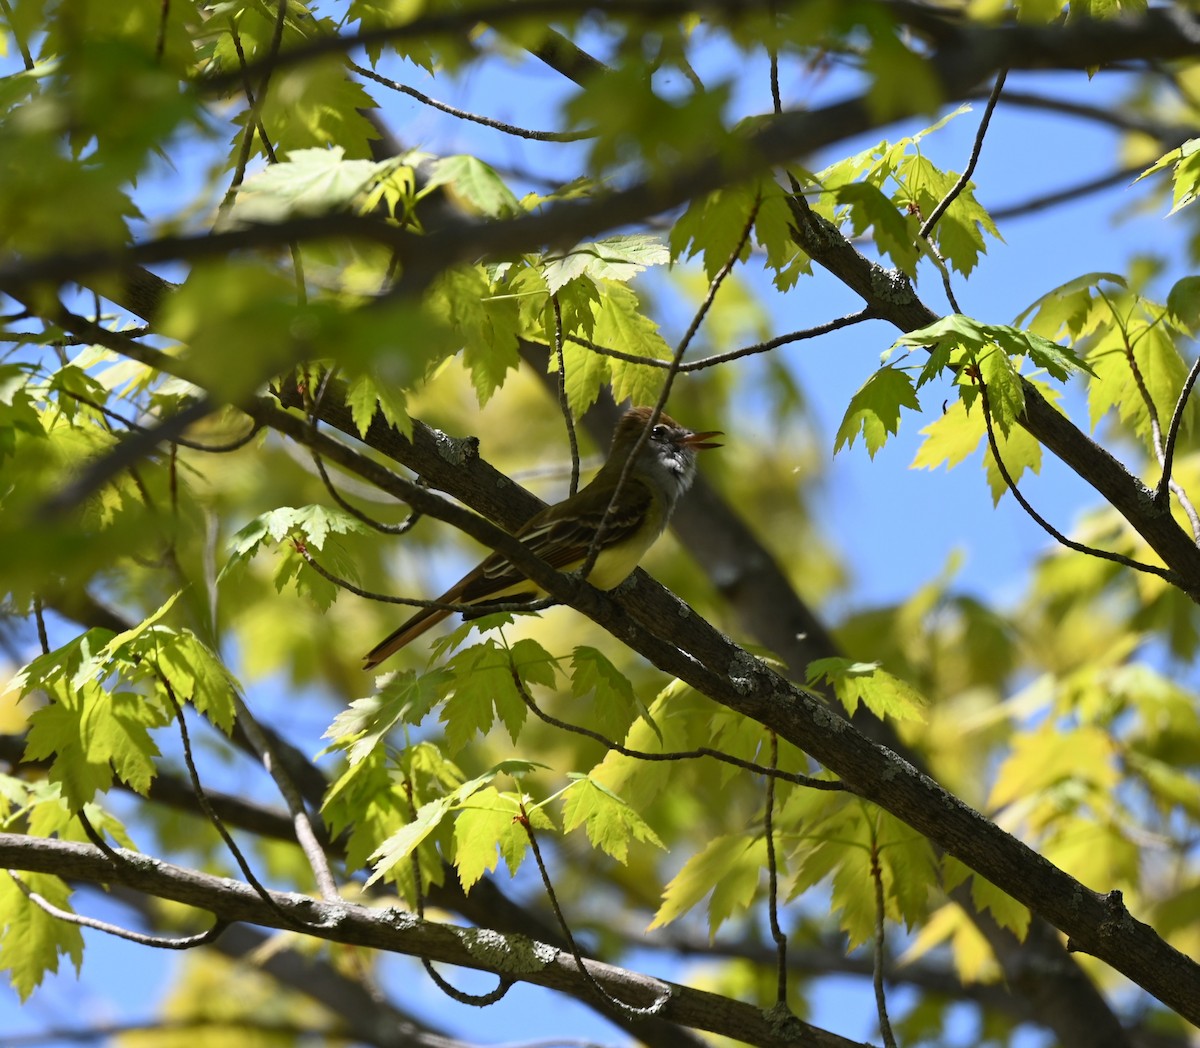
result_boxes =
[565,62,734,176]
[1017,274,1200,452]
[671,179,807,290]
[817,110,1002,277]
[0,872,84,1001]
[10,595,238,811]
[225,147,414,225]
[806,657,928,723]
[499,242,674,414]
[4,0,1200,1038]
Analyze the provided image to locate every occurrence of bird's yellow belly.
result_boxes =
[584,527,663,590]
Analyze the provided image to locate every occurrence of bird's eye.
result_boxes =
[652,424,668,439]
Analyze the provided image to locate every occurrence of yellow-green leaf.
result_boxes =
[561,775,663,864]
[649,833,757,934]
[989,723,1117,809]
[834,366,921,458]
[0,873,84,1000]
[806,658,928,723]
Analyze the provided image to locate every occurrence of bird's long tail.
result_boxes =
[362,606,453,668]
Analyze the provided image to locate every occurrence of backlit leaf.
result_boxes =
[592,281,670,407]
[570,645,639,741]
[24,681,160,809]
[989,723,1117,809]
[422,156,521,219]
[806,658,928,723]
[911,398,983,472]
[971,873,1031,938]
[562,775,664,864]
[324,668,454,765]
[226,147,398,224]
[0,873,84,1000]
[649,833,757,933]
[452,786,520,891]
[834,366,921,458]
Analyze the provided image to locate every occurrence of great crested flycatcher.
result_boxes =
[363,406,721,668]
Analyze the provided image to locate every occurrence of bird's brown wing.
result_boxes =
[364,480,653,667]
[460,479,654,601]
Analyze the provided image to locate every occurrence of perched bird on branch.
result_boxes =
[363,406,721,667]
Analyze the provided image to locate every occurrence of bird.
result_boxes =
[363,406,722,668]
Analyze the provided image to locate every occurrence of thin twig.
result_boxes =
[419,950,512,1004]
[1096,290,1200,536]
[510,662,844,791]
[75,811,125,866]
[296,542,558,618]
[230,8,309,293]
[519,801,670,1017]
[228,690,340,903]
[565,308,875,371]
[32,598,49,654]
[869,830,897,1048]
[307,430,426,534]
[36,394,219,520]
[3,1017,356,1046]
[991,165,1143,223]
[7,871,226,949]
[920,69,1008,240]
[247,0,286,159]
[155,0,170,64]
[158,673,317,925]
[977,374,1182,584]
[59,389,262,453]
[919,237,963,315]
[916,68,1006,315]
[764,731,788,1005]
[226,3,310,295]
[0,0,34,70]
[769,48,782,116]
[220,27,264,207]
[1119,317,1200,536]
[192,0,1200,99]
[404,781,513,1005]
[986,85,1187,138]
[168,441,179,516]
[0,332,95,346]
[350,62,593,142]
[218,0,286,216]
[1158,354,1200,512]
[674,195,760,362]
[553,294,581,496]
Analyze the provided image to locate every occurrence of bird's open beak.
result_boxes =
[683,429,723,451]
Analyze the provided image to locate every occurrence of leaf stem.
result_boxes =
[519,800,670,1017]
[509,661,845,791]
[919,69,1008,241]
[764,731,789,1006]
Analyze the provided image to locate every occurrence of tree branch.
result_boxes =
[196,3,1200,95]
[780,198,1200,594]
[9,12,1200,305]
[0,834,870,1048]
